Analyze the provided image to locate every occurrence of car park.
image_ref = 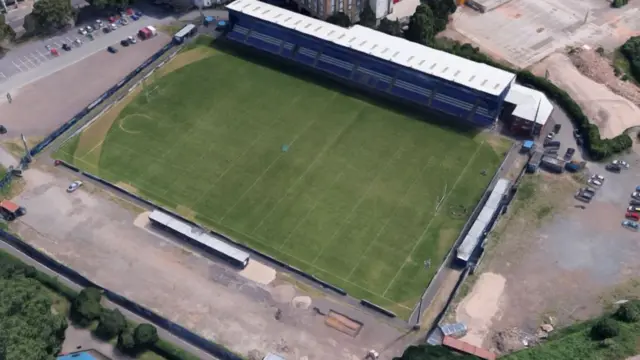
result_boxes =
[107,46,118,53]
[67,180,83,193]
[627,212,640,221]
[622,220,640,231]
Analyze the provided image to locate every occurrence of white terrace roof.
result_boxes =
[227,0,516,97]
[505,84,553,125]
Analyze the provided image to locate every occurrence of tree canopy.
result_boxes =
[327,12,352,27]
[31,0,74,32]
[70,287,102,327]
[421,0,456,33]
[377,18,402,37]
[95,308,127,340]
[359,1,377,28]
[393,345,480,360]
[0,15,15,43]
[88,0,133,9]
[404,4,435,45]
[0,276,68,360]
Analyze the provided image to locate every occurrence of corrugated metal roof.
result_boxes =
[264,354,286,360]
[149,210,250,264]
[457,178,510,262]
[505,84,553,125]
[443,336,496,360]
[227,0,516,96]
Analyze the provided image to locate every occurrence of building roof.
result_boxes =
[456,179,510,262]
[443,336,496,360]
[226,0,516,97]
[0,200,19,213]
[505,84,553,125]
[263,354,287,360]
[57,351,102,360]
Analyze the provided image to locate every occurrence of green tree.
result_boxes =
[590,318,620,340]
[327,12,352,27]
[70,287,103,327]
[31,0,74,32]
[359,1,377,28]
[117,326,137,354]
[421,0,456,33]
[95,308,127,340]
[0,15,15,43]
[88,0,133,9]
[404,4,435,45]
[615,301,640,323]
[612,0,628,8]
[378,18,402,37]
[133,323,159,349]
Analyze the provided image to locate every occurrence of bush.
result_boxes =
[590,318,620,340]
[117,326,138,354]
[612,0,628,8]
[152,340,202,360]
[134,323,160,348]
[95,308,127,340]
[615,301,640,322]
[70,287,103,327]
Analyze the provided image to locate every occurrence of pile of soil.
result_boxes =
[570,49,640,106]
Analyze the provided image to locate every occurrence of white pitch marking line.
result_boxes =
[36,50,48,61]
[30,53,41,64]
[12,61,23,72]
[0,72,6,80]
[66,37,74,43]
[54,42,62,48]
[21,57,34,69]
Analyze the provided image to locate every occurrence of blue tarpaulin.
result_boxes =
[57,351,98,360]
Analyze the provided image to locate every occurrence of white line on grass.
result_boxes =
[345,155,437,281]
[250,104,364,235]
[311,144,406,266]
[381,141,486,297]
[218,94,339,223]
[277,172,344,250]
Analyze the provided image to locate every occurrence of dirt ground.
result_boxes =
[10,162,408,360]
[0,34,170,139]
[532,53,640,138]
[452,151,640,355]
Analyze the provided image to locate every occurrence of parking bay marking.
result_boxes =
[12,61,24,72]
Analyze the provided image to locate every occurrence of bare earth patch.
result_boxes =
[155,47,217,78]
[532,53,640,138]
[116,182,139,194]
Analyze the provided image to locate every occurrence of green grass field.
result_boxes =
[56,45,507,317]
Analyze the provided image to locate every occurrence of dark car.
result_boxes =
[544,140,561,148]
[107,46,118,53]
[120,39,130,47]
[630,199,640,206]
[103,27,111,33]
[564,147,575,160]
[573,129,580,138]
[606,163,622,173]
[62,43,72,51]
[553,124,562,133]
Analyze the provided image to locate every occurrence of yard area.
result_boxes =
[55,44,505,316]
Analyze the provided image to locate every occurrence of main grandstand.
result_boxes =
[226,0,517,127]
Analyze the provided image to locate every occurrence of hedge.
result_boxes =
[433,41,633,160]
[152,340,203,360]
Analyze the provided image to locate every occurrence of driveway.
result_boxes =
[0,12,174,94]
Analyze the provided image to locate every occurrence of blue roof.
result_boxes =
[57,352,98,360]
[523,140,534,148]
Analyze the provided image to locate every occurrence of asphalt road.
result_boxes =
[0,227,221,360]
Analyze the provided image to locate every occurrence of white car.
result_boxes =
[96,19,103,27]
[128,35,136,44]
[591,174,605,182]
[632,192,640,200]
[588,179,602,187]
[78,28,87,35]
[613,160,630,169]
[110,23,117,30]
[546,132,555,140]
[67,180,83,193]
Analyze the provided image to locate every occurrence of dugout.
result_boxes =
[174,24,198,44]
[149,210,250,268]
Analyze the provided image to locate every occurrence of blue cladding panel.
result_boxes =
[226,10,501,127]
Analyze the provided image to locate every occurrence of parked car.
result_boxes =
[631,199,640,206]
[553,124,562,133]
[582,187,596,196]
[96,19,103,27]
[588,178,602,187]
[606,163,622,173]
[78,27,87,35]
[544,140,561,148]
[67,180,83,193]
[111,23,117,31]
[573,129,580,138]
[564,148,575,160]
[120,18,129,26]
[575,191,592,203]
[613,160,630,169]
[131,14,139,21]
[623,220,640,231]
[62,43,72,51]
[546,132,555,140]
[107,46,118,53]
[128,35,136,44]
[109,15,117,23]
[120,39,130,47]
[627,212,640,221]
[86,25,94,33]
[633,192,640,200]
[592,174,605,182]
[628,206,640,213]
[103,27,111,33]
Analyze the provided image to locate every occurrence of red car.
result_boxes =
[109,16,117,23]
[626,211,640,221]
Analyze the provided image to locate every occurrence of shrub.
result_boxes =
[152,340,202,360]
[70,287,103,327]
[117,326,137,354]
[95,308,127,340]
[134,323,160,349]
[612,0,628,8]
[615,301,640,322]
[590,318,620,340]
